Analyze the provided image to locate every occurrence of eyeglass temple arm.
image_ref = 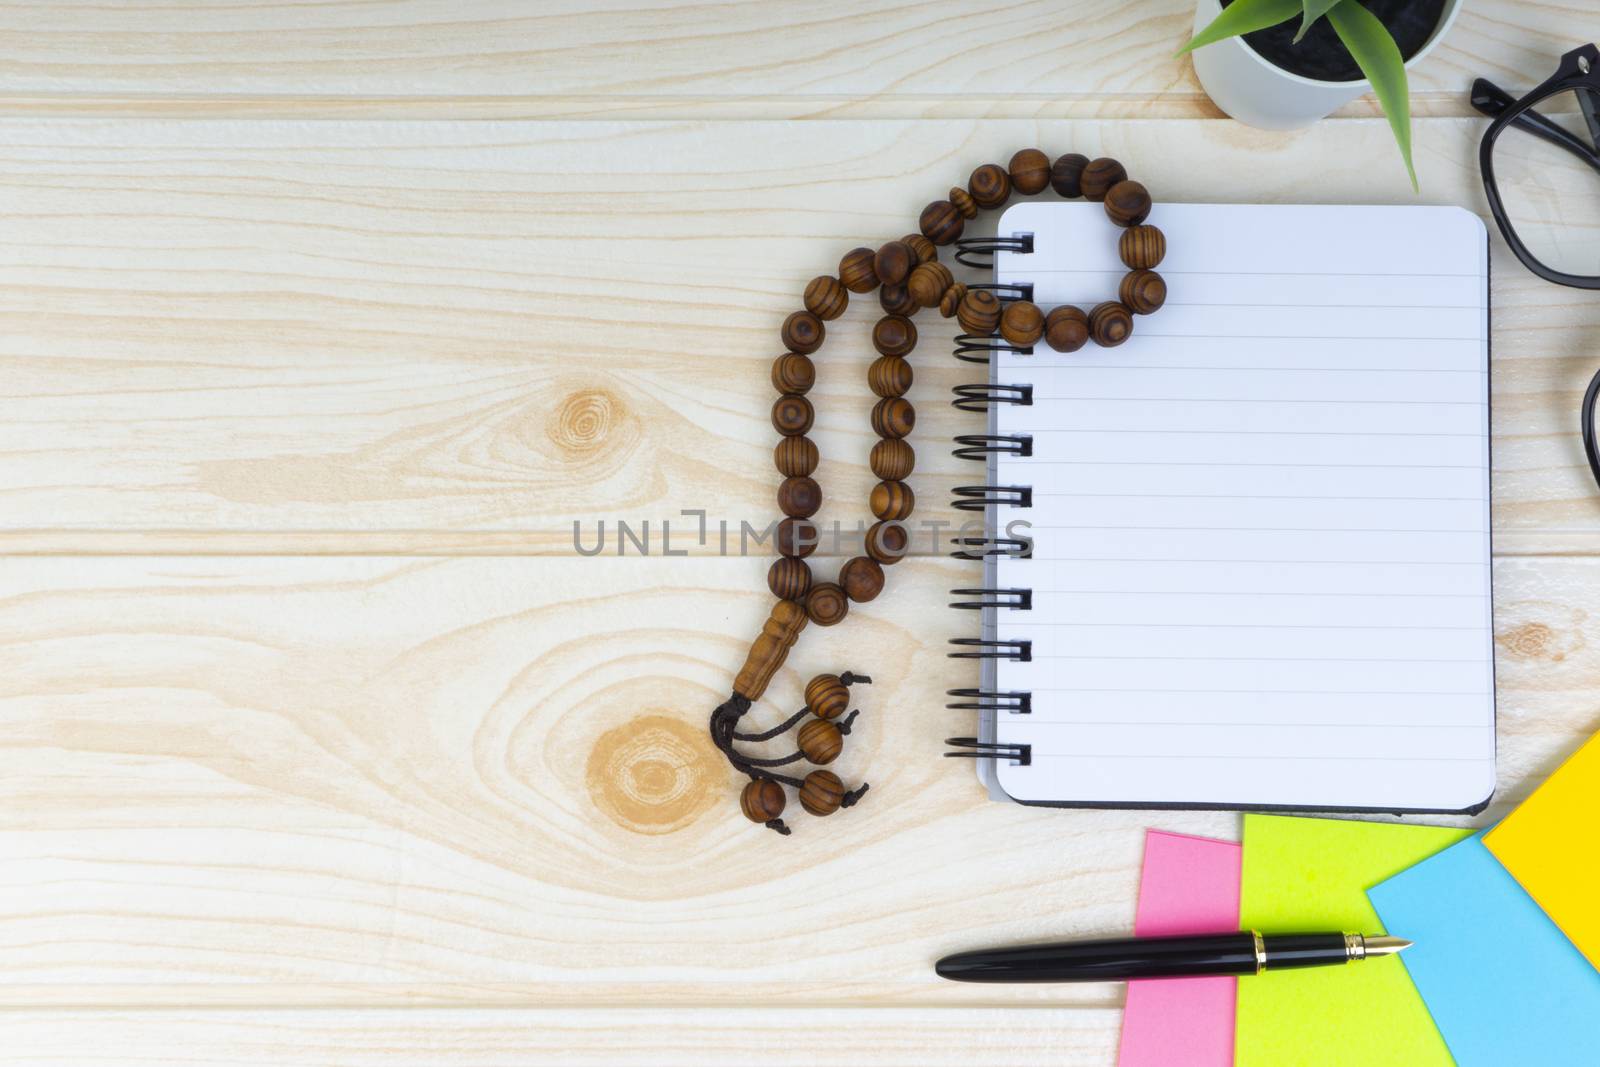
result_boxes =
[1472,78,1600,169]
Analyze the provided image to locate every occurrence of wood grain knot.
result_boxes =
[1497,621,1576,663]
[548,388,624,455]
[585,714,719,835]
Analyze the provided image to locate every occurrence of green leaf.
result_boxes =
[1294,0,1346,43]
[1177,0,1302,56]
[1327,1,1417,190]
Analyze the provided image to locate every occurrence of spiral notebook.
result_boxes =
[947,202,1494,814]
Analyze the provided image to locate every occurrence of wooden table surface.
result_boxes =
[5,3,1599,1064]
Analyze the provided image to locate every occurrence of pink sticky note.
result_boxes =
[1117,830,1243,1067]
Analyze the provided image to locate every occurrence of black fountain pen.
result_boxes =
[935,931,1411,983]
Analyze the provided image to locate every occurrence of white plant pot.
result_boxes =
[1190,0,1462,130]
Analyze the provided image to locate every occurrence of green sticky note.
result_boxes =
[1236,814,1471,1067]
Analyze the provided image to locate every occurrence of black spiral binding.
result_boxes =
[944,738,1032,765]
[945,228,1037,765]
[955,233,1034,269]
[953,434,1032,461]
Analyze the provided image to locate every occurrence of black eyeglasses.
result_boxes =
[1472,43,1600,490]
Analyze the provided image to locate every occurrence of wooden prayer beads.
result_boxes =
[771,394,813,435]
[1120,225,1166,269]
[873,240,913,287]
[1080,156,1128,201]
[771,353,814,394]
[868,355,913,398]
[870,438,914,481]
[712,147,1166,835]
[1050,152,1089,198]
[774,435,818,477]
[803,275,848,320]
[797,719,843,765]
[919,199,964,245]
[869,480,915,521]
[777,476,821,518]
[800,770,846,816]
[781,310,823,354]
[1120,269,1167,315]
[872,315,917,357]
[768,556,812,600]
[1090,300,1134,346]
[806,674,850,720]
[1008,148,1051,196]
[870,397,915,439]
[839,556,884,603]
[839,247,879,292]
[878,284,917,316]
[957,289,1001,335]
[1000,301,1045,347]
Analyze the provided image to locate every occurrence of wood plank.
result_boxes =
[0,1,1585,120]
[0,553,1591,1007]
[1,116,1596,555]
[4,1006,1122,1066]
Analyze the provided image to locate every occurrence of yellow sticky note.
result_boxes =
[1485,730,1600,970]
[1236,814,1471,1067]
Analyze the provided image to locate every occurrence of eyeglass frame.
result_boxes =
[1471,42,1600,488]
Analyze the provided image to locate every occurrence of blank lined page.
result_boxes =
[989,203,1493,811]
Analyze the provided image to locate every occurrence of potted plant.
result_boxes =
[1181,0,1462,189]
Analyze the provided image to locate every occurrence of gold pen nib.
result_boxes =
[1362,936,1412,958]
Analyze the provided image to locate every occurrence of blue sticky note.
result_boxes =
[1367,833,1600,1067]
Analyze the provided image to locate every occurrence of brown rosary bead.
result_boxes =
[770,352,814,395]
[1103,179,1152,227]
[1089,300,1134,347]
[767,556,813,600]
[874,240,914,287]
[949,185,978,219]
[839,246,879,293]
[771,394,814,436]
[999,300,1045,347]
[870,480,915,521]
[805,581,849,626]
[879,283,918,317]
[956,288,1002,336]
[1119,269,1167,315]
[797,719,843,765]
[907,260,954,309]
[1081,157,1128,201]
[806,674,850,720]
[776,517,819,558]
[839,555,885,603]
[870,438,914,481]
[900,233,937,264]
[969,162,1011,208]
[919,199,964,245]
[740,778,786,823]
[799,770,846,815]
[865,520,910,564]
[872,314,917,358]
[1050,152,1089,198]
[1044,305,1090,353]
[939,282,967,319]
[1008,148,1051,196]
[777,475,822,519]
[868,355,913,398]
[774,435,819,477]
[803,275,849,320]
[870,397,915,439]
[1119,224,1166,270]
[781,310,824,355]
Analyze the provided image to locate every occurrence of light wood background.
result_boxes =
[4,3,1599,1064]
